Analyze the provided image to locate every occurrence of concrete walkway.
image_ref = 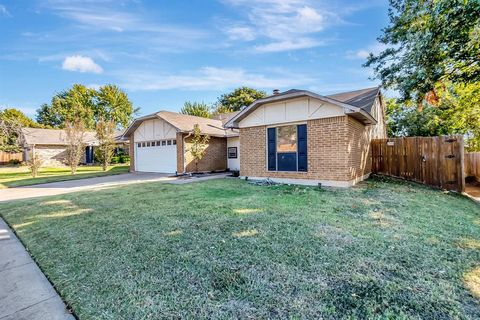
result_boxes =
[0,218,75,320]
[0,172,228,202]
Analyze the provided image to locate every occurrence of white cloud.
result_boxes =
[62,55,103,74]
[255,38,324,53]
[346,42,387,60]
[225,26,255,41]
[121,66,314,91]
[0,4,11,17]
[221,0,335,52]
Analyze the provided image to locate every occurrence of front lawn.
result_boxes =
[1,177,480,318]
[0,165,129,188]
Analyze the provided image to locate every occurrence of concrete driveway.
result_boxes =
[0,172,174,202]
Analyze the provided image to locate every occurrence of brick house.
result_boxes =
[22,128,128,166]
[124,87,386,187]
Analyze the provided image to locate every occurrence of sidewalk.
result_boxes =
[0,218,74,320]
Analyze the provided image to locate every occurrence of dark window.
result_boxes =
[173,140,177,145]
[228,147,237,159]
[142,142,146,147]
[137,143,141,148]
[167,140,172,145]
[162,140,166,146]
[156,141,161,146]
[267,124,307,172]
[146,142,151,147]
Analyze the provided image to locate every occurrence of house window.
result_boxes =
[228,147,237,159]
[137,143,141,148]
[162,140,166,146]
[167,140,172,145]
[267,124,307,172]
[172,140,177,145]
[156,141,161,146]
[142,142,146,147]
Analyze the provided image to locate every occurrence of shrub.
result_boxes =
[119,155,130,163]
[8,159,21,165]
[110,156,120,164]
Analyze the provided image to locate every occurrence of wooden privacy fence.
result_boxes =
[465,152,480,180]
[371,135,465,192]
[0,151,23,165]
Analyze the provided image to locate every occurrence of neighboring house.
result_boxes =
[21,128,128,166]
[124,87,386,187]
[122,111,239,173]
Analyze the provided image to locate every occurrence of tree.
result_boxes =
[384,98,449,137]
[216,87,266,112]
[365,0,480,103]
[64,119,86,175]
[96,84,137,128]
[188,124,209,173]
[27,152,43,178]
[436,82,480,151]
[180,101,211,118]
[95,118,116,171]
[384,82,480,151]
[0,108,39,152]
[0,108,38,127]
[36,84,135,129]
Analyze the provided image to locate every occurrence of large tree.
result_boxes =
[180,101,211,118]
[0,108,40,152]
[385,82,480,151]
[215,87,266,112]
[365,0,480,103]
[36,84,135,129]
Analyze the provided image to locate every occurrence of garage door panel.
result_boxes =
[135,143,177,173]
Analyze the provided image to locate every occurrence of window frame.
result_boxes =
[227,147,238,159]
[266,122,307,173]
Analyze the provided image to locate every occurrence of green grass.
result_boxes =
[1,177,480,319]
[0,165,129,188]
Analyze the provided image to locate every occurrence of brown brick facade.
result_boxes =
[129,135,135,172]
[240,116,373,183]
[176,133,227,173]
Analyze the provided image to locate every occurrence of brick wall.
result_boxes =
[240,116,376,182]
[177,133,227,173]
[34,145,68,166]
[129,135,135,172]
[346,116,372,180]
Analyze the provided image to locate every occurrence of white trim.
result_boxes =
[240,173,370,188]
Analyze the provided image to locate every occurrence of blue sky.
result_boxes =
[0,0,389,118]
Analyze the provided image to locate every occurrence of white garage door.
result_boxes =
[135,140,177,173]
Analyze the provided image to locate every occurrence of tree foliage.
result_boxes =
[95,118,116,171]
[0,108,40,152]
[188,124,209,173]
[180,101,211,118]
[366,0,480,103]
[385,82,480,151]
[216,87,266,112]
[36,84,135,129]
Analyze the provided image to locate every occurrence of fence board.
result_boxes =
[465,152,480,181]
[0,151,23,165]
[371,135,465,192]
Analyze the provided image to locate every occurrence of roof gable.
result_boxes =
[225,88,379,128]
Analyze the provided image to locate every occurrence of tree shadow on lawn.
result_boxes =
[1,178,480,319]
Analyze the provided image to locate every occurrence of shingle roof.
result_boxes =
[22,128,99,146]
[211,111,240,125]
[123,111,240,138]
[224,87,380,128]
[326,87,380,114]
